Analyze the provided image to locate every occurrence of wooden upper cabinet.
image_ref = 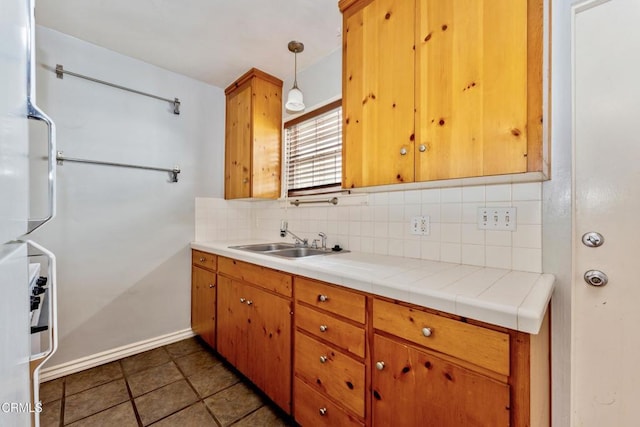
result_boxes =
[225,68,283,199]
[340,0,544,187]
[342,0,416,188]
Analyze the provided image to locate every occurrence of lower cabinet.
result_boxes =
[191,254,217,348]
[372,333,510,427]
[193,252,550,426]
[217,274,292,413]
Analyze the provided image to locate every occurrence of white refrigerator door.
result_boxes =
[0,0,29,244]
[0,243,31,426]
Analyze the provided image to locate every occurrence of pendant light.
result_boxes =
[285,41,305,113]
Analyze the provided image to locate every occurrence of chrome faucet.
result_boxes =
[318,232,327,250]
[279,220,308,246]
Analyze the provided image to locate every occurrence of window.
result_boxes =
[284,100,342,196]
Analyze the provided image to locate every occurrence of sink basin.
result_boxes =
[230,243,296,252]
[229,243,348,259]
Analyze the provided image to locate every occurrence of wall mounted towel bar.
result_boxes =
[290,197,339,207]
[56,151,181,183]
[55,64,181,114]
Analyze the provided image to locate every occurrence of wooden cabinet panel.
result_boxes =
[191,266,216,348]
[373,298,509,376]
[192,250,217,272]
[341,0,544,187]
[294,378,364,427]
[415,0,529,181]
[295,277,365,324]
[219,257,292,297]
[372,334,510,427]
[217,274,292,413]
[342,0,416,188]
[296,304,365,358]
[224,68,282,199]
[295,331,365,417]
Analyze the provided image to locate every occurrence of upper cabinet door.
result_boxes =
[224,68,282,200]
[415,0,532,181]
[342,0,416,188]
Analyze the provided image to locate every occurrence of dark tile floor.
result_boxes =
[39,337,295,426]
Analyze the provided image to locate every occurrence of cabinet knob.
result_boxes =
[422,327,432,337]
[318,294,329,302]
[375,361,385,371]
[400,147,407,155]
[319,325,328,332]
[419,144,427,152]
[246,300,253,306]
[240,298,246,303]
[319,407,328,416]
[199,257,206,262]
[209,284,215,288]
[320,355,328,364]
[243,178,249,184]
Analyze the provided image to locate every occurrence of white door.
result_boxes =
[573,0,640,425]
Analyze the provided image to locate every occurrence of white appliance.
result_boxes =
[1,0,57,425]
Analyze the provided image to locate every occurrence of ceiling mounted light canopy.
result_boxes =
[285,40,305,114]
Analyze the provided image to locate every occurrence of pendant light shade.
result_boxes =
[285,41,305,114]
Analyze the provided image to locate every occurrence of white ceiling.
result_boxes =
[35,0,343,88]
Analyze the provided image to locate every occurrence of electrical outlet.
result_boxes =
[477,207,517,231]
[410,216,430,235]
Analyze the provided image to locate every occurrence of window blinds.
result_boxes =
[285,104,342,195]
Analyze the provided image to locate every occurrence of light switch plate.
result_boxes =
[477,207,517,231]
[410,216,430,235]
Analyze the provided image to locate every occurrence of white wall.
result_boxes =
[31,27,224,367]
[543,1,574,425]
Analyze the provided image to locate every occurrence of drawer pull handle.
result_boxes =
[376,361,385,371]
[320,355,328,364]
[199,257,206,262]
[319,407,327,416]
[422,327,432,337]
[209,284,215,288]
[318,294,329,302]
[246,300,253,306]
[240,298,246,303]
[319,325,328,332]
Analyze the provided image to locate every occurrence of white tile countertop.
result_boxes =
[191,240,554,334]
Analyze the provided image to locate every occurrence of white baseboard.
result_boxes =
[38,328,195,382]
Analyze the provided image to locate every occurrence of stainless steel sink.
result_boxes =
[229,243,347,259]
[231,243,296,252]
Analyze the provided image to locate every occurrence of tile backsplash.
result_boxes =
[195,182,542,272]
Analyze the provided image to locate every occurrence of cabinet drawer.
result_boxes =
[373,298,509,376]
[219,257,292,297]
[296,304,365,358]
[294,378,364,427]
[192,250,217,271]
[294,332,365,417]
[295,277,365,324]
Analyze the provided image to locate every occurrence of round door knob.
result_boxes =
[582,232,604,248]
[199,257,206,262]
[209,284,215,288]
[318,294,329,302]
[319,325,328,332]
[422,327,432,337]
[400,147,407,155]
[319,407,327,416]
[419,144,427,152]
[320,355,328,364]
[584,270,608,287]
[246,300,253,305]
[240,298,246,303]
[375,361,385,371]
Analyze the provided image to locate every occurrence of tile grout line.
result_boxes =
[119,359,144,427]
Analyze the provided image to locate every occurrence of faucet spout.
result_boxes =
[279,220,308,246]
